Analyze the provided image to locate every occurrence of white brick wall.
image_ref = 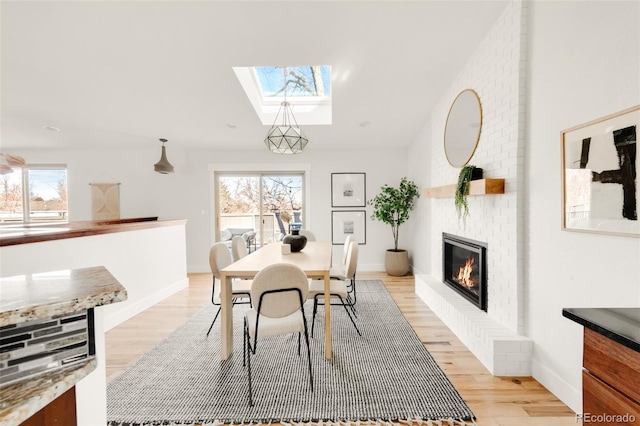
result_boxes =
[416,275,532,376]
[428,1,527,335]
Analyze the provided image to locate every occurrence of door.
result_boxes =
[215,172,305,249]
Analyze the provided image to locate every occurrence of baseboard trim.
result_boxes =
[532,359,581,414]
[104,277,189,331]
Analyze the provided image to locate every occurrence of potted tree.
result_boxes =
[368,177,419,276]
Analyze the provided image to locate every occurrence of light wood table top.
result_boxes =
[219,241,333,360]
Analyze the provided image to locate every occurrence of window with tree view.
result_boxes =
[217,173,304,246]
[255,66,330,99]
[0,165,68,224]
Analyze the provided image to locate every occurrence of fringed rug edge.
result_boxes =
[107,416,477,426]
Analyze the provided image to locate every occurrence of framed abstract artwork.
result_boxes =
[331,173,366,207]
[331,210,366,244]
[561,105,639,237]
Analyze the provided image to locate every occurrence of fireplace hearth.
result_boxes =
[442,233,487,311]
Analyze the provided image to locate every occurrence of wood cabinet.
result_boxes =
[563,308,640,426]
[20,387,77,426]
[581,327,640,425]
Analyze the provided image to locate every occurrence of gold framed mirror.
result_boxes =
[444,89,483,167]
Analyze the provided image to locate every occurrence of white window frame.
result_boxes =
[0,164,68,225]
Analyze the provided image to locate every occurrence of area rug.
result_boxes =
[107,280,475,425]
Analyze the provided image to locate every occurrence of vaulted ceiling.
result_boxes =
[1,1,509,152]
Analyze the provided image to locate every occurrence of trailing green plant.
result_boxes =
[368,177,419,251]
[455,165,476,220]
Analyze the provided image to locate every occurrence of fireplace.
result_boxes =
[442,233,487,311]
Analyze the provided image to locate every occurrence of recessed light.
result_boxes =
[359,121,371,128]
[43,126,61,132]
[227,123,238,129]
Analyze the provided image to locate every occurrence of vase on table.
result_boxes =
[282,229,307,252]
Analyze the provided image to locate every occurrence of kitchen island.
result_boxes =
[0,266,127,425]
[0,217,188,425]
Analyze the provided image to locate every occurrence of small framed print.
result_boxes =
[561,105,639,237]
[331,173,366,207]
[332,210,366,244]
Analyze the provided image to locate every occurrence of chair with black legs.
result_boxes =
[243,263,313,406]
[206,242,251,336]
[308,241,361,337]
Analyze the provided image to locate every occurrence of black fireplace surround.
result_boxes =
[442,233,488,311]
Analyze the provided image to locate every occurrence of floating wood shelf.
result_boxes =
[424,178,505,198]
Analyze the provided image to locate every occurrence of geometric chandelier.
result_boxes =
[264,94,309,154]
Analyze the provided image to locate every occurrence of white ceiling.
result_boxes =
[1,1,509,152]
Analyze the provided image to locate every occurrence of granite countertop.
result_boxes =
[0,266,127,425]
[0,266,127,327]
[562,307,640,353]
[0,359,97,426]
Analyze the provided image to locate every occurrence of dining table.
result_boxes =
[219,240,334,360]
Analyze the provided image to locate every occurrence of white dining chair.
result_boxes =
[206,242,251,336]
[243,263,313,406]
[231,235,248,261]
[298,229,317,241]
[330,234,354,280]
[308,241,360,337]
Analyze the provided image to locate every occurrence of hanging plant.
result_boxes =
[455,165,477,220]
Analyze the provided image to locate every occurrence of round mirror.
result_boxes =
[444,89,482,167]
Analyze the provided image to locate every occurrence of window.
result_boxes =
[0,165,68,224]
[215,172,305,247]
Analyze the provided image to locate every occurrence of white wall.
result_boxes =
[408,0,640,414]
[409,1,527,334]
[0,223,188,426]
[10,145,409,273]
[183,147,410,272]
[525,0,640,412]
[0,223,188,330]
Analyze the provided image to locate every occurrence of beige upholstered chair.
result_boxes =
[298,229,316,241]
[330,234,354,280]
[308,241,360,337]
[231,235,248,261]
[243,263,313,406]
[206,242,251,336]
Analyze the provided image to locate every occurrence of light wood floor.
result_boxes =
[105,272,578,426]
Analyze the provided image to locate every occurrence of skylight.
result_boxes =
[255,66,331,99]
[233,65,332,125]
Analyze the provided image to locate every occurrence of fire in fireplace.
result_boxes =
[442,233,487,311]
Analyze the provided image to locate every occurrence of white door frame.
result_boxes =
[207,163,312,248]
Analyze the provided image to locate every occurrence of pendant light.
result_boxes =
[154,138,174,174]
[264,71,309,154]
